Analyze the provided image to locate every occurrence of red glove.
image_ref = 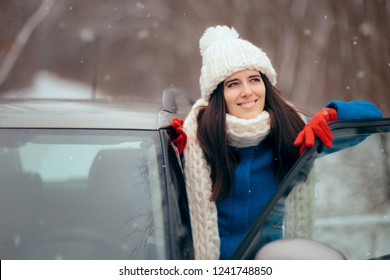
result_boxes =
[169,118,187,154]
[294,108,338,155]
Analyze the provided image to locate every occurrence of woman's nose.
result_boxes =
[241,83,253,97]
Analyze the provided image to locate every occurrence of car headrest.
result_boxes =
[88,148,147,190]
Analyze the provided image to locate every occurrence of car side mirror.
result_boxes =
[255,238,346,260]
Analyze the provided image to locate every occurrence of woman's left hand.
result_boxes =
[294,108,338,155]
[169,118,187,154]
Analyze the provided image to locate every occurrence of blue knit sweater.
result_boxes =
[216,100,383,260]
[217,136,281,259]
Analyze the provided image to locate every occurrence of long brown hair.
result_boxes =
[197,73,306,201]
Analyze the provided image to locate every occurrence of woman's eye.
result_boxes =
[227,82,238,88]
[250,78,261,83]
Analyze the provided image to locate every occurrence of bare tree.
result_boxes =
[0,0,56,87]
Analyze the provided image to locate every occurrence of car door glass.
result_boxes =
[309,132,390,259]
[263,132,390,259]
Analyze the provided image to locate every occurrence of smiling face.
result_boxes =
[223,69,266,120]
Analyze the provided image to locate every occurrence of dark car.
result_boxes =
[0,89,194,260]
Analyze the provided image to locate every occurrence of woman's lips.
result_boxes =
[238,99,257,109]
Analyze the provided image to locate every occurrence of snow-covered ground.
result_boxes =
[1,71,105,99]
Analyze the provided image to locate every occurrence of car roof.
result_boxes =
[0,98,177,130]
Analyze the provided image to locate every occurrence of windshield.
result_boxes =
[0,129,166,259]
[258,130,390,259]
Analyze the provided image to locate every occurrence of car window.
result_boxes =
[0,129,167,259]
[269,132,389,259]
[233,120,390,260]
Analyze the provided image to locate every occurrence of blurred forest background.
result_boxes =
[0,0,389,115]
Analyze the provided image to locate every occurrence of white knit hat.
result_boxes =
[199,25,277,100]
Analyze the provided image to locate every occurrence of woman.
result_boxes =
[172,25,382,260]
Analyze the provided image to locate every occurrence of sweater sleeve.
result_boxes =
[325,100,383,120]
[320,100,382,155]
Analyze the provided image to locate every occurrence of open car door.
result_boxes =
[232,118,390,260]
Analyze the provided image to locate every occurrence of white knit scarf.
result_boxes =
[183,99,313,260]
[226,111,270,148]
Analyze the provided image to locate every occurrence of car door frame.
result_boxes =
[160,129,194,259]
